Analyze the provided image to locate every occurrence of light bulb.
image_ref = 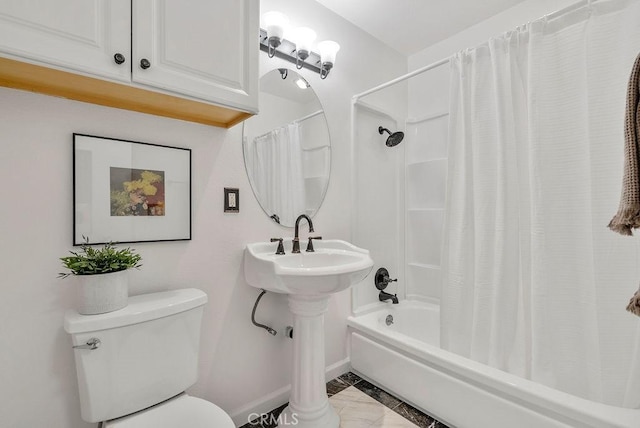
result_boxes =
[292,27,317,60]
[262,11,289,56]
[317,41,340,78]
[317,40,340,67]
[295,78,309,89]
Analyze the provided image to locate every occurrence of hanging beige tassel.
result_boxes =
[626,284,640,317]
[609,53,640,315]
[609,53,640,235]
[608,53,640,235]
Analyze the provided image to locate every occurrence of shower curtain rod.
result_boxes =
[544,0,592,22]
[351,0,594,102]
[352,57,451,101]
[294,109,324,124]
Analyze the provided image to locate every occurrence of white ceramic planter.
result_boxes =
[76,270,129,315]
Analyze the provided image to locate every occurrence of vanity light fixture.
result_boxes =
[259,12,340,79]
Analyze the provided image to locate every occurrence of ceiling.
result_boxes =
[314,0,529,56]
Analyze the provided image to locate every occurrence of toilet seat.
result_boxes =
[103,394,234,428]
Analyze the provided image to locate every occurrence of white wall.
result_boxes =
[0,1,406,426]
[351,103,405,312]
[350,77,409,312]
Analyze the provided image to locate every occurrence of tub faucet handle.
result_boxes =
[270,238,285,255]
[374,267,397,290]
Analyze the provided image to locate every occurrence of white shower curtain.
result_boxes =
[250,123,305,226]
[442,0,640,407]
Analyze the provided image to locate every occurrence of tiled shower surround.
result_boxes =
[241,372,450,428]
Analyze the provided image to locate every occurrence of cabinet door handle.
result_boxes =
[113,53,126,65]
[139,58,151,69]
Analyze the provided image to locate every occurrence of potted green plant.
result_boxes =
[59,237,142,315]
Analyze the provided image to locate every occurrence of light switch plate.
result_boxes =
[224,188,239,213]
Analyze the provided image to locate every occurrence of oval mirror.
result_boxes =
[243,68,331,227]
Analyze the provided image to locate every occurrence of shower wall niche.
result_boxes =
[404,63,450,303]
[405,114,447,302]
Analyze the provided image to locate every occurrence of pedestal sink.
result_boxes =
[244,239,374,428]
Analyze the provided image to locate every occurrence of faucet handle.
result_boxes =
[374,267,397,290]
[270,238,285,255]
[306,236,322,252]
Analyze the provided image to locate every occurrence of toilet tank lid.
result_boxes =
[64,288,207,334]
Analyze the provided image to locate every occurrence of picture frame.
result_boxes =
[73,133,191,245]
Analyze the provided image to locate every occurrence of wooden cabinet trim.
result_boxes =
[0,57,252,128]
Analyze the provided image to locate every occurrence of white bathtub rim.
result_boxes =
[351,300,389,317]
[347,302,638,428]
[351,299,435,317]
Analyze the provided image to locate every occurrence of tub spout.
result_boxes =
[379,290,399,304]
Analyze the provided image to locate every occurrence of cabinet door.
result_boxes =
[133,0,258,113]
[0,0,131,82]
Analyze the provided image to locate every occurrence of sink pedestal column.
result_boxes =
[278,294,339,428]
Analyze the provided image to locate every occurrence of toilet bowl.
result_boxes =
[64,289,234,427]
[103,394,234,428]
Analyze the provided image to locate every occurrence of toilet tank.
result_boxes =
[63,288,208,423]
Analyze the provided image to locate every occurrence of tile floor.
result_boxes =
[241,372,450,428]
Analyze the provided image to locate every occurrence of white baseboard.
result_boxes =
[229,357,351,427]
[325,357,351,385]
[230,383,291,427]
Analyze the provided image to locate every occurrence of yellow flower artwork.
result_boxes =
[110,167,165,216]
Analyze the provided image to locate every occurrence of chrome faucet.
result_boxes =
[292,214,314,253]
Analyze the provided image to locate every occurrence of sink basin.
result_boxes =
[244,239,374,295]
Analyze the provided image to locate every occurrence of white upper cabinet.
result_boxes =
[0,0,131,82]
[133,0,258,112]
[0,0,259,122]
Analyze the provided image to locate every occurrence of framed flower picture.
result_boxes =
[73,134,191,245]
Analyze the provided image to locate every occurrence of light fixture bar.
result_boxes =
[259,28,323,75]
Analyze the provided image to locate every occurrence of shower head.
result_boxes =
[378,126,404,147]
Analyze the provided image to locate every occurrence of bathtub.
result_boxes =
[347,301,639,428]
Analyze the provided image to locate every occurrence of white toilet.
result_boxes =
[63,288,235,427]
